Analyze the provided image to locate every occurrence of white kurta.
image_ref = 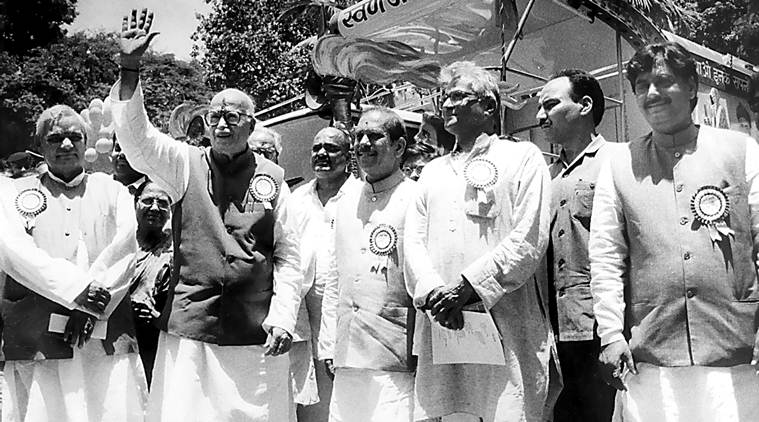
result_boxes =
[404,134,554,422]
[110,81,302,422]
[0,173,146,422]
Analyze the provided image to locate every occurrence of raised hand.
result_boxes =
[120,8,158,67]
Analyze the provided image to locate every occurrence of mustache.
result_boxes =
[644,96,671,108]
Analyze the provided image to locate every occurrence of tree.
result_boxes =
[0,32,211,157]
[192,0,316,114]
[0,0,78,56]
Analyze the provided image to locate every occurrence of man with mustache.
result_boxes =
[536,69,617,422]
[404,61,554,421]
[320,108,417,421]
[0,104,146,421]
[590,42,759,421]
[288,127,360,420]
[110,9,302,421]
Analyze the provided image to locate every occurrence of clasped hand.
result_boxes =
[74,282,111,314]
[422,279,478,330]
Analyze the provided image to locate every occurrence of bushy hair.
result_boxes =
[550,68,605,127]
[626,42,698,111]
[439,61,502,132]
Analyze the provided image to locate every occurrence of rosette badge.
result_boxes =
[369,224,397,256]
[249,174,279,208]
[464,158,498,189]
[690,185,734,242]
[15,188,47,231]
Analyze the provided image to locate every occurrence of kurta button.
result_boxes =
[560,199,567,206]
[225,226,233,234]
[558,258,565,267]
[371,196,377,202]
[66,207,71,211]
[679,217,688,225]
[353,305,359,312]
[686,288,696,298]
[676,184,684,192]
[64,232,70,236]
[558,229,565,237]
[683,252,691,260]
[674,152,682,158]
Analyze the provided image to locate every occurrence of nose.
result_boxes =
[61,137,74,149]
[646,82,660,97]
[442,96,455,109]
[358,134,371,148]
[149,201,161,211]
[536,107,546,122]
[217,115,229,129]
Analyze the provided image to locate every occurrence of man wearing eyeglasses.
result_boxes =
[287,127,359,421]
[248,126,283,164]
[110,9,302,422]
[319,108,418,421]
[404,61,554,421]
[0,104,146,421]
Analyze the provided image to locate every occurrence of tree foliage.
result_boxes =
[0,0,78,56]
[674,0,759,65]
[192,0,317,114]
[0,32,211,156]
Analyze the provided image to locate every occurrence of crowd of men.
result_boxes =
[1,6,759,422]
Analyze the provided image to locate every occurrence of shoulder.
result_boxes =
[291,179,315,199]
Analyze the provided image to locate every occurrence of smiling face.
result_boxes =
[136,183,171,232]
[354,111,405,182]
[536,77,587,145]
[41,114,87,181]
[311,127,349,181]
[633,58,696,135]
[208,89,255,157]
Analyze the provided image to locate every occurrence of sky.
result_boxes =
[66,0,211,60]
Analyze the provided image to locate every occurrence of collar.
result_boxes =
[366,169,404,194]
[311,174,358,197]
[650,123,699,149]
[452,132,494,159]
[558,133,606,170]
[47,169,86,188]
[209,147,255,175]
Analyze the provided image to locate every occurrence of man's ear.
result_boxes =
[579,95,593,117]
[395,137,407,159]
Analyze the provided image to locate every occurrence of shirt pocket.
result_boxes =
[571,180,595,229]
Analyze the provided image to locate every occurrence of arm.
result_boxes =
[588,159,628,346]
[459,145,551,309]
[262,184,303,337]
[403,181,446,308]
[86,185,139,319]
[317,227,339,361]
[110,8,188,203]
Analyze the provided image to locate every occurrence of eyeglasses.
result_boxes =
[441,90,481,106]
[45,132,84,144]
[138,196,171,210]
[402,164,425,179]
[204,109,253,127]
[311,143,344,154]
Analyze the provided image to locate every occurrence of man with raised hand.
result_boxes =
[320,108,418,422]
[289,127,360,421]
[590,41,759,421]
[110,9,302,422]
[404,61,553,421]
[0,104,145,422]
[536,69,617,422]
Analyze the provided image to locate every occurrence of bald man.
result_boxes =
[289,127,360,420]
[110,9,302,422]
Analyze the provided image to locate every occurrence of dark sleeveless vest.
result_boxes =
[1,173,137,361]
[161,147,284,345]
[610,126,759,366]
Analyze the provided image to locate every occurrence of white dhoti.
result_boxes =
[2,341,147,422]
[614,363,759,422]
[146,331,294,422]
[329,368,414,422]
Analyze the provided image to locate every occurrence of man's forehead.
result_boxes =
[356,113,386,132]
[313,128,345,145]
[249,132,275,145]
[210,89,253,111]
[540,77,571,100]
[48,116,85,134]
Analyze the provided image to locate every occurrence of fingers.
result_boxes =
[324,359,335,381]
[623,348,638,375]
[138,8,147,28]
[122,16,128,33]
[145,11,154,33]
[449,309,464,330]
[130,9,138,29]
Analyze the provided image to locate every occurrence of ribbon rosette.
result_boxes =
[15,188,47,232]
[248,174,279,210]
[690,185,735,242]
[369,223,397,272]
[464,157,498,204]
